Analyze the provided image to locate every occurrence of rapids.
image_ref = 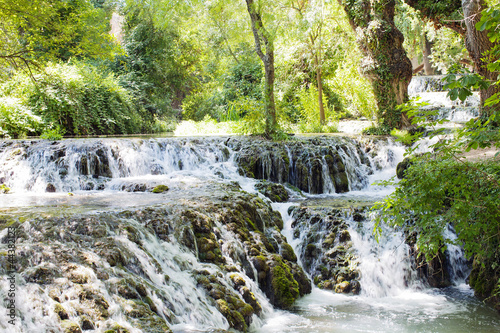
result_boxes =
[0,133,498,333]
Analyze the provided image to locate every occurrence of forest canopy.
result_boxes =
[0,0,497,138]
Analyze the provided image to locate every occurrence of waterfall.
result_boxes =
[408,75,479,123]
[0,135,496,333]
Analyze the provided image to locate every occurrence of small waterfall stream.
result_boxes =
[408,75,480,123]
[0,135,498,332]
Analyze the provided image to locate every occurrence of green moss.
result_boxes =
[270,264,300,309]
[151,185,169,193]
[61,320,82,333]
[280,243,297,262]
[0,184,10,194]
[216,299,248,332]
[54,303,69,320]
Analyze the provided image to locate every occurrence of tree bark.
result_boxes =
[423,35,435,75]
[314,54,326,125]
[339,0,413,129]
[462,0,499,115]
[245,0,277,136]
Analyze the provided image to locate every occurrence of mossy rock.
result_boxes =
[54,303,69,320]
[22,264,62,284]
[280,243,297,262]
[269,263,300,309]
[152,185,169,193]
[216,299,248,332]
[103,323,130,333]
[335,281,351,293]
[61,320,82,333]
[80,315,95,330]
[255,181,289,203]
[396,156,413,179]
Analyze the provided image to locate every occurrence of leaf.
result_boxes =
[458,88,472,102]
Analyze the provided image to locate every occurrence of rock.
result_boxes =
[235,138,364,195]
[335,281,351,293]
[255,181,289,202]
[54,303,69,320]
[151,185,169,193]
[291,205,361,294]
[61,320,82,333]
[396,156,413,179]
[280,243,297,262]
[46,183,56,192]
[80,316,95,330]
[23,263,62,284]
[268,256,300,309]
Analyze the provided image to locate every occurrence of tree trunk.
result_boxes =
[314,55,326,125]
[245,0,277,136]
[423,35,435,75]
[462,0,499,115]
[339,0,413,129]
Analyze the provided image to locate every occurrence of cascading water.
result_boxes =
[0,135,498,332]
[408,75,480,123]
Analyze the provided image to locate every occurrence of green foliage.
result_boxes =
[362,125,391,135]
[112,16,195,123]
[26,63,142,136]
[395,1,469,74]
[295,86,340,133]
[374,156,500,266]
[427,27,469,74]
[174,116,236,136]
[40,126,65,140]
[0,0,119,77]
[0,184,10,194]
[390,129,413,145]
[476,4,500,109]
[0,96,44,138]
[443,70,489,104]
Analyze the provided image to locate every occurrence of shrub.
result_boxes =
[25,63,143,136]
[0,97,44,138]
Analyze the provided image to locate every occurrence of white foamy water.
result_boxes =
[0,135,499,332]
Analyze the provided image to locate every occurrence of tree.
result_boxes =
[244,0,278,136]
[337,0,413,130]
[286,0,329,125]
[0,0,117,78]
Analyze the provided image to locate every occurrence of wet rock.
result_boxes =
[23,263,62,284]
[61,320,82,333]
[46,183,56,192]
[335,281,351,293]
[255,181,289,202]
[151,185,169,193]
[54,303,69,320]
[80,316,95,330]
[235,138,363,194]
[280,243,297,262]
[267,256,300,309]
[291,205,361,294]
[396,156,413,179]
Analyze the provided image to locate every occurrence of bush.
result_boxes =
[24,63,143,136]
[295,86,340,133]
[40,126,65,140]
[0,97,44,138]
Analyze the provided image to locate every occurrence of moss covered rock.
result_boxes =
[151,184,169,193]
[255,181,289,202]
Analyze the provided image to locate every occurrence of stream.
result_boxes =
[0,132,498,333]
[0,76,499,333]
